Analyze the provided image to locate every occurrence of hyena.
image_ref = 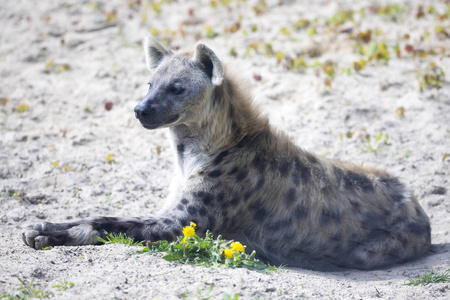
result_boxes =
[22,35,431,271]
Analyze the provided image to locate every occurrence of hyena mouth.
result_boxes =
[140,114,180,129]
[166,114,180,124]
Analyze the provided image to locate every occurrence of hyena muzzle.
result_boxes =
[22,35,431,271]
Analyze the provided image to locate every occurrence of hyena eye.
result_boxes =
[169,85,184,95]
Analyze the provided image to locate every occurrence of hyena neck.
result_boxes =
[170,73,268,175]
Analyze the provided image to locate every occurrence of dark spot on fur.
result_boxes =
[177,144,185,154]
[254,209,267,222]
[202,193,213,205]
[294,203,308,219]
[194,191,211,205]
[379,177,399,186]
[206,215,216,231]
[187,205,197,215]
[228,166,238,176]
[229,195,240,206]
[249,199,262,210]
[359,211,384,228]
[307,153,318,164]
[160,231,174,241]
[163,219,173,225]
[285,188,296,206]
[333,167,345,184]
[232,122,241,136]
[270,160,278,171]
[321,185,334,197]
[292,157,310,185]
[380,177,405,202]
[388,248,400,259]
[320,207,341,224]
[150,232,162,241]
[221,201,230,210]
[222,216,229,229]
[243,191,252,201]
[298,236,314,248]
[390,191,404,203]
[217,192,225,202]
[267,219,291,231]
[176,204,184,211]
[236,135,251,148]
[253,155,266,173]
[214,150,229,165]
[229,105,234,118]
[199,206,207,216]
[236,169,248,182]
[178,218,189,227]
[396,233,408,247]
[343,174,354,191]
[254,176,265,191]
[279,160,290,177]
[406,222,428,236]
[347,172,374,192]
[181,199,189,205]
[208,169,222,178]
[350,200,360,212]
[332,231,343,241]
[283,229,296,240]
[360,229,388,248]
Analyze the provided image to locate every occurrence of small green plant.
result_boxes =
[137,222,277,273]
[1,278,51,299]
[52,281,74,292]
[223,293,240,300]
[98,232,144,246]
[360,42,390,63]
[404,269,450,286]
[196,284,214,300]
[362,132,390,154]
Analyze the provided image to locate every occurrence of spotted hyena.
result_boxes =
[22,35,431,271]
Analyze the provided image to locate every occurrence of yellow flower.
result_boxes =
[181,237,186,244]
[231,242,244,253]
[222,248,233,259]
[190,222,197,228]
[182,226,195,238]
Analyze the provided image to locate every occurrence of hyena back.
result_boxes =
[22,35,431,271]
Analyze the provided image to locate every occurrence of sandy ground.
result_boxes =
[1,0,449,299]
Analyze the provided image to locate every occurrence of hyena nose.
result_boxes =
[134,104,155,119]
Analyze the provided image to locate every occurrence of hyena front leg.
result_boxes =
[22,215,188,250]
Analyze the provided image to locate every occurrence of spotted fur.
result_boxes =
[22,35,431,271]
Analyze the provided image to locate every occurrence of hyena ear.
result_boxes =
[144,33,173,70]
[194,43,224,86]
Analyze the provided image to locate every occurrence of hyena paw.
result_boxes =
[22,230,51,249]
[22,221,54,232]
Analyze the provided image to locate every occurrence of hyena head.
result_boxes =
[134,34,224,129]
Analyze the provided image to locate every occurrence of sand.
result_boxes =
[0,0,449,299]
